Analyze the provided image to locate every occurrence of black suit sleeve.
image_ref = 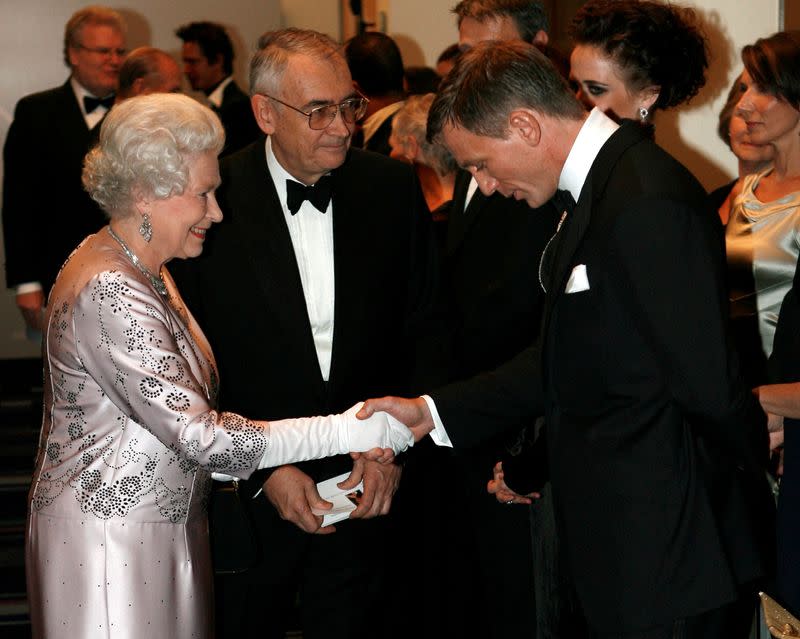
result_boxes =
[430,340,545,450]
[3,98,42,287]
[612,197,767,470]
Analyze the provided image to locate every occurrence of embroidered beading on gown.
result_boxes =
[26,232,268,639]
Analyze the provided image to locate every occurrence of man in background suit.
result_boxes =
[429,2,563,637]
[171,28,441,639]
[363,41,774,639]
[345,31,405,156]
[2,5,125,335]
[115,46,182,101]
[175,21,260,157]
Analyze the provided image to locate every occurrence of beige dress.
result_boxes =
[26,229,268,639]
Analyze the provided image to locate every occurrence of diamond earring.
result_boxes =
[139,213,153,243]
[639,106,649,121]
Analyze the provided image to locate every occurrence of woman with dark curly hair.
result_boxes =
[568,0,707,124]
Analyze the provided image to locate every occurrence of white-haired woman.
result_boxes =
[25,93,411,639]
[389,92,457,242]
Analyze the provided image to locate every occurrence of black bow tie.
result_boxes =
[286,176,333,215]
[551,189,577,215]
[83,94,115,114]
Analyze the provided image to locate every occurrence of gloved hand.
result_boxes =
[339,401,414,454]
[259,402,413,469]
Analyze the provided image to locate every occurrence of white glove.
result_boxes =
[259,402,413,469]
[340,402,414,454]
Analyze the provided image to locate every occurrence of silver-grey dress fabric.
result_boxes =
[26,229,268,639]
[727,167,800,359]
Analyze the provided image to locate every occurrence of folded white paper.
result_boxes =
[565,263,590,293]
[311,472,364,526]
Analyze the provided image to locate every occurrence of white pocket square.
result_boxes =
[565,264,590,293]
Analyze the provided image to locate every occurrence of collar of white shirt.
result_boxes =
[70,76,111,129]
[207,76,234,109]
[558,107,619,205]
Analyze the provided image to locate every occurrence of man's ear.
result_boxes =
[251,94,275,135]
[67,45,79,69]
[508,109,541,147]
[209,53,225,74]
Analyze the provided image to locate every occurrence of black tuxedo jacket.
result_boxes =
[171,140,441,491]
[433,122,774,634]
[2,80,107,293]
[214,81,260,158]
[445,170,559,393]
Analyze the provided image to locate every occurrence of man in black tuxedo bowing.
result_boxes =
[2,5,125,334]
[361,41,774,639]
[170,28,442,639]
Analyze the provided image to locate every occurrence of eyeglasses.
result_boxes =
[76,45,127,58]
[260,93,369,130]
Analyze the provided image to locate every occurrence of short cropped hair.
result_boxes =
[117,47,177,100]
[452,0,549,43]
[175,21,235,75]
[83,93,224,217]
[393,94,458,176]
[63,5,126,68]
[250,28,344,97]
[742,31,800,111]
[428,40,583,143]
[345,32,405,97]
[569,0,708,112]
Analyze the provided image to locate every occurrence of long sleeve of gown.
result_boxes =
[72,271,269,478]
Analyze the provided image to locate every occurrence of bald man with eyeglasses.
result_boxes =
[170,28,445,639]
[2,5,126,338]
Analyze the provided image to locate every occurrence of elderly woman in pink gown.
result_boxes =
[25,93,412,639]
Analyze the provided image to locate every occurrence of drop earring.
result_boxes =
[638,106,649,122]
[139,212,153,243]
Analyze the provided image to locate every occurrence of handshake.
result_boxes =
[260,398,429,469]
[340,401,413,463]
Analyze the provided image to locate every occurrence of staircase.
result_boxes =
[0,357,42,639]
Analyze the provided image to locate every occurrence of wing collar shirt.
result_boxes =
[423,107,619,447]
[265,136,335,381]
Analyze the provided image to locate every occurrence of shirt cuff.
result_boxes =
[421,394,453,448]
[16,282,43,295]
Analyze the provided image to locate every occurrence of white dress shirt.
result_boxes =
[265,136,336,381]
[426,107,619,446]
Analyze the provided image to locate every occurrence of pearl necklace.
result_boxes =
[107,226,167,297]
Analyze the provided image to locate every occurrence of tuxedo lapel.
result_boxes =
[446,170,488,255]
[326,163,365,386]
[58,81,93,145]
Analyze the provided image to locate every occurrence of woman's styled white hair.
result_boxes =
[82,93,225,217]
[393,93,458,177]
